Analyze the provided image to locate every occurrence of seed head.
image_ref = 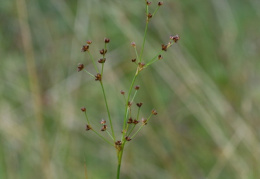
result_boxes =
[81,107,86,112]
[115,140,122,145]
[147,13,153,19]
[120,90,125,95]
[142,118,148,125]
[95,73,102,81]
[86,124,92,131]
[170,35,180,43]
[136,102,143,108]
[146,1,151,5]
[101,125,107,131]
[152,109,158,115]
[100,119,106,125]
[77,63,84,72]
[162,44,168,51]
[131,42,136,47]
[81,45,89,52]
[158,54,163,60]
[100,49,107,55]
[133,119,139,125]
[98,58,106,63]
[135,85,140,90]
[158,1,163,6]
[86,40,92,44]
[131,58,136,63]
[125,136,132,141]
[104,38,110,43]
[128,101,132,107]
[127,118,133,124]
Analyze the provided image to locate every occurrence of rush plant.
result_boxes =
[78,1,179,178]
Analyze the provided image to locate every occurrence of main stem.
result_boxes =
[117,142,125,179]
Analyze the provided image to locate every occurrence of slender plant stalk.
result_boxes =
[100,81,116,141]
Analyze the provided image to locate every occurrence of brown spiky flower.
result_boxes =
[77,63,84,72]
[152,109,158,115]
[81,45,89,52]
[136,102,143,108]
[95,73,102,81]
[101,125,107,131]
[86,124,92,131]
[170,35,180,43]
[104,38,110,43]
[81,107,86,112]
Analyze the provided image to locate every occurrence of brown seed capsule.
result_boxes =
[147,13,153,19]
[95,73,102,81]
[100,119,106,125]
[99,49,107,55]
[136,102,143,108]
[131,42,136,47]
[158,54,163,60]
[128,101,132,107]
[81,107,86,112]
[86,124,92,131]
[133,119,139,125]
[152,109,158,115]
[158,1,163,6]
[142,118,147,125]
[98,58,106,63]
[120,90,125,95]
[77,63,84,72]
[81,45,89,52]
[101,125,107,131]
[135,85,140,90]
[162,44,168,51]
[127,118,133,124]
[125,136,131,141]
[138,63,145,71]
[86,40,92,44]
[170,35,180,43]
[131,58,136,63]
[115,140,122,145]
[146,1,151,5]
[104,38,110,43]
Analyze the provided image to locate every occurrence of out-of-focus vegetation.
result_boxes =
[1,0,260,178]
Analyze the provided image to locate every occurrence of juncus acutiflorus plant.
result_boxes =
[78,1,179,178]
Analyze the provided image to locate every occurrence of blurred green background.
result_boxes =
[1,0,260,178]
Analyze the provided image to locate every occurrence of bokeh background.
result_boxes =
[1,0,260,178]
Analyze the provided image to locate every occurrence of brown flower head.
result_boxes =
[95,73,102,81]
[125,136,132,141]
[104,38,110,43]
[100,49,107,55]
[136,102,143,108]
[101,125,107,131]
[81,107,86,112]
[81,45,89,52]
[127,118,133,124]
[115,140,122,145]
[100,119,106,125]
[133,119,139,125]
[142,118,147,125]
[86,124,92,131]
[77,63,84,72]
[131,58,136,63]
[158,1,163,6]
[120,90,125,95]
[158,54,163,60]
[135,85,140,90]
[146,1,151,5]
[152,109,158,115]
[131,42,136,47]
[147,13,153,19]
[98,58,106,63]
[162,44,168,51]
[86,40,92,44]
[170,35,180,43]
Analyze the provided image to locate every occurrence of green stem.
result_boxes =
[131,113,153,139]
[92,129,114,146]
[88,51,99,73]
[139,5,149,62]
[84,69,95,78]
[117,142,126,179]
[100,81,115,141]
